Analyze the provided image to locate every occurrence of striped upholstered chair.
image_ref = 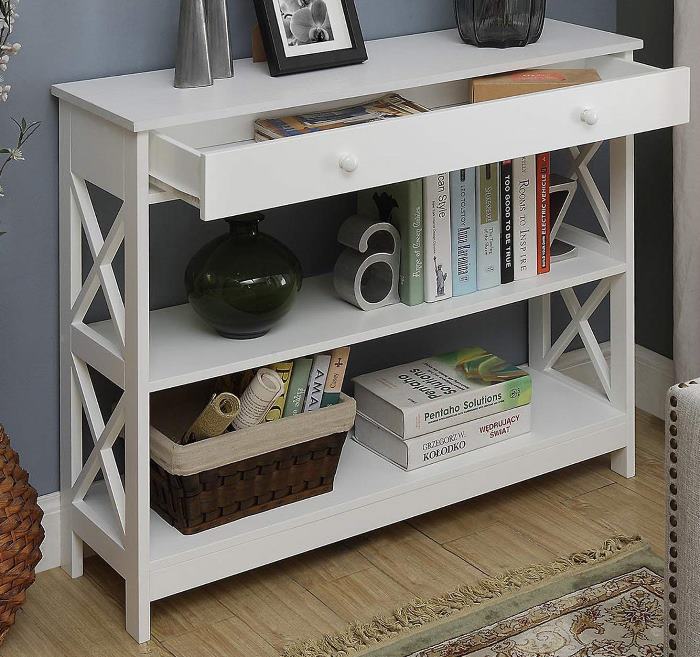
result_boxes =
[666,379,700,656]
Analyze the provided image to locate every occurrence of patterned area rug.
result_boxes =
[283,537,664,657]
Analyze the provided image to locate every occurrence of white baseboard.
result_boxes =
[33,344,675,574]
[634,344,676,419]
[557,342,675,420]
[36,492,61,573]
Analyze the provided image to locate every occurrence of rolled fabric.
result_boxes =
[183,392,241,444]
[231,368,284,430]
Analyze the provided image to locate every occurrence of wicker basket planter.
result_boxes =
[150,394,356,534]
[0,426,44,645]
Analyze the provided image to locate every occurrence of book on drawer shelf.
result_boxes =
[476,164,501,291]
[500,160,515,285]
[450,169,478,296]
[514,155,538,281]
[358,180,425,306]
[423,173,453,302]
[536,152,552,274]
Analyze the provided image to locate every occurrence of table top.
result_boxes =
[52,20,642,133]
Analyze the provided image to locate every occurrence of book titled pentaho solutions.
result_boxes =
[353,347,532,439]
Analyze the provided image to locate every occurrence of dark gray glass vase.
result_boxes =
[455,0,546,48]
[185,213,303,339]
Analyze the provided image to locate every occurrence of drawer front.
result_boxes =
[162,60,689,221]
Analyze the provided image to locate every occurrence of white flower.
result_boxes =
[0,84,11,101]
[1,42,20,54]
[8,148,22,161]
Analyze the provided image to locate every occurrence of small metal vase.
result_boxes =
[175,0,213,88]
[206,0,234,79]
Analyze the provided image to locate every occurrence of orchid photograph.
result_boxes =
[278,0,335,47]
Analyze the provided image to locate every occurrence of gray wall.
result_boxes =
[0,0,616,496]
[618,0,674,359]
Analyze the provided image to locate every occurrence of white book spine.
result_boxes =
[423,174,453,302]
[303,354,331,412]
[514,155,538,280]
[394,375,531,439]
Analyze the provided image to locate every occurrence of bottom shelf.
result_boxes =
[79,368,627,601]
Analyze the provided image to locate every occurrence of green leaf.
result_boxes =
[0,148,10,153]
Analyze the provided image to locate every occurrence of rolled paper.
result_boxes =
[183,393,241,444]
[231,368,284,430]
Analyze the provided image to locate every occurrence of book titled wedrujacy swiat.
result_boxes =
[254,94,428,141]
[354,405,531,471]
[353,347,532,439]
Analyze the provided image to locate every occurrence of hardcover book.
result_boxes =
[536,152,551,274]
[282,357,313,417]
[358,180,424,306]
[264,361,294,422]
[450,169,477,296]
[321,347,351,408]
[476,164,501,291]
[469,69,601,103]
[352,347,532,439]
[303,354,332,412]
[500,160,514,285]
[254,94,428,141]
[514,155,537,280]
[354,405,531,471]
[423,173,453,302]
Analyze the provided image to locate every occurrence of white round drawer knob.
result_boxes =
[581,108,599,126]
[339,153,359,173]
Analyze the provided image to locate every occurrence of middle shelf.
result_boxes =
[77,244,625,392]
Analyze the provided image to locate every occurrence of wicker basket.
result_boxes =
[0,426,44,645]
[150,394,356,534]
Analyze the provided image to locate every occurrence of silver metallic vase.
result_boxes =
[175,0,213,89]
[206,0,234,79]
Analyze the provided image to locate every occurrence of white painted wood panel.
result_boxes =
[51,21,642,132]
[82,246,624,392]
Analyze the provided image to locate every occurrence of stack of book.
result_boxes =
[352,347,532,470]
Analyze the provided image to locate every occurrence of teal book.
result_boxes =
[282,357,314,417]
[358,180,424,306]
[450,169,477,296]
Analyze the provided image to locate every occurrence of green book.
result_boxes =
[358,180,424,306]
[282,357,314,417]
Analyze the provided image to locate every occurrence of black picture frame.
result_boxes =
[253,0,368,77]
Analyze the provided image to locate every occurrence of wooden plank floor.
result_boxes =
[2,410,666,657]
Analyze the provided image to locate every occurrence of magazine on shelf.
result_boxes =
[254,94,428,141]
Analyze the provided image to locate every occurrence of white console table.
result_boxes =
[52,20,690,642]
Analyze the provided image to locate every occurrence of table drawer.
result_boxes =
[149,55,689,221]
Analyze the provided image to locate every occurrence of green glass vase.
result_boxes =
[185,213,303,339]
